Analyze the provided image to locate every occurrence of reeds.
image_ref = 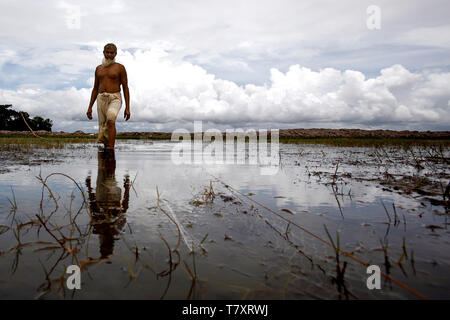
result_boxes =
[279,137,450,147]
[323,224,352,299]
[0,170,102,298]
[0,137,94,149]
[210,173,429,299]
[191,181,216,206]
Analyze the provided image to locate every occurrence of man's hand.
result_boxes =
[124,108,130,121]
[86,108,93,120]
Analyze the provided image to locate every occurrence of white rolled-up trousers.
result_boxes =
[96,92,122,144]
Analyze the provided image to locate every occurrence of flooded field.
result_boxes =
[0,139,449,299]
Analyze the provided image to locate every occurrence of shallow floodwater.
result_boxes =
[0,140,449,299]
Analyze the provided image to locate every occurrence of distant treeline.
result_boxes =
[0,104,53,132]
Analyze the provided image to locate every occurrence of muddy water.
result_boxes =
[0,140,449,299]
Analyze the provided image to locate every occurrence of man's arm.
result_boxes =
[120,65,130,121]
[86,66,100,120]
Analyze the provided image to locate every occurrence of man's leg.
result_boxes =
[97,97,108,148]
[105,95,122,150]
[106,119,116,149]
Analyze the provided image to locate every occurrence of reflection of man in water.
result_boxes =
[86,150,131,258]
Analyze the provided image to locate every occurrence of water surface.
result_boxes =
[0,140,449,299]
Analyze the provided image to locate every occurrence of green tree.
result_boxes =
[30,116,53,131]
[0,104,53,132]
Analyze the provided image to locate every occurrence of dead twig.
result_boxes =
[35,215,79,265]
[20,111,43,138]
[156,187,181,252]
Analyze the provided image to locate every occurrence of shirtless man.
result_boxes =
[86,43,130,150]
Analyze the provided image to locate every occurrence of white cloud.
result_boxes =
[2,0,450,83]
[1,46,449,132]
[58,2,82,30]
[0,1,449,131]
[0,86,90,121]
[402,25,450,48]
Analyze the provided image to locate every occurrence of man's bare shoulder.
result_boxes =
[115,63,126,70]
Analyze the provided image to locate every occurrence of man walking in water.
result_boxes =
[87,43,130,150]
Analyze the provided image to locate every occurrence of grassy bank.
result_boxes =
[0,136,95,149]
[0,134,449,148]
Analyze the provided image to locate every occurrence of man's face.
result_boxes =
[103,48,117,60]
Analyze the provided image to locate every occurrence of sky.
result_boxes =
[0,0,449,133]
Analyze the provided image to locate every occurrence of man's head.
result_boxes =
[102,43,117,67]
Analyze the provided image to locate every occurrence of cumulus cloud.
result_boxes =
[2,0,450,86]
[1,46,449,132]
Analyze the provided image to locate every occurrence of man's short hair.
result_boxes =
[104,43,117,52]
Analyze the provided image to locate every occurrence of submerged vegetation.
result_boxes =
[1,133,449,145]
[278,137,450,147]
[0,135,448,299]
[0,137,95,149]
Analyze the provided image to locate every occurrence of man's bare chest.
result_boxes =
[98,67,121,81]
